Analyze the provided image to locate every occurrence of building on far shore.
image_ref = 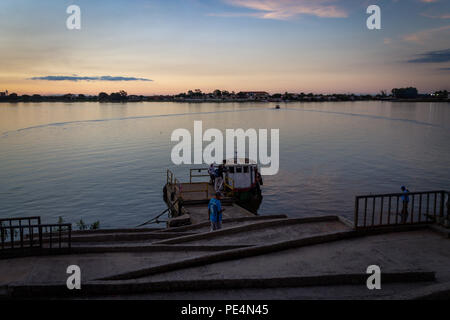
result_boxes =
[0,90,8,97]
[239,91,270,101]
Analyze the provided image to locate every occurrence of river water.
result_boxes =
[0,101,449,228]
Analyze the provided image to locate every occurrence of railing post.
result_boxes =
[38,225,43,249]
[439,191,445,220]
[0,225,4,250]
[10,226,14,249]
[68,224,72,252]
[446,192,450,220]
[354,197,359,230]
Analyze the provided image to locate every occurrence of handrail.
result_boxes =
[0,216,41,226]
[354,190,448,230]
[167,169,174,185]
[190,168,210,183]
[0,222,72,253]
[356,190,447,199]
[224,175,235,191]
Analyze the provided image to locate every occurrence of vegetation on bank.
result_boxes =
[58,216,100,231]
[0,88,448,103]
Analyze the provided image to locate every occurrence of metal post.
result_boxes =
[1,226,4,250]
[68,225,72,252]
[439,191,445,220]
[379,197,384,225]
[446,192,450,220]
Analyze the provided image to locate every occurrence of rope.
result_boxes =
[136,199,180,227]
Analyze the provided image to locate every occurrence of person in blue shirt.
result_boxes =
[400,186,410,223]
[208,192,225,231]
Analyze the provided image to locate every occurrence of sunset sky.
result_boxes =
[0,0,449,95]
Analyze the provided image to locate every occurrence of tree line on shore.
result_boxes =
[0,88,448,103]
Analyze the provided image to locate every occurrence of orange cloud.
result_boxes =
[421,12,450,19]
[403,25,450,44]
[222,0,348,19]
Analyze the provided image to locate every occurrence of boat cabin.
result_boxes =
[222,158,260,192]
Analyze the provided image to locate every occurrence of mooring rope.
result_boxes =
[136,199,180,227]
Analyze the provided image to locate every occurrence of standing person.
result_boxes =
[215,164,224,192]
[400,186,410,223]
[208,192,225,231]
[208,164,216,186]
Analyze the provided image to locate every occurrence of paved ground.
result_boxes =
[174,220,349,246]
[139,230,450,283]
[0,250,217,286]
[1,215,449,299]
[88,282,436,300]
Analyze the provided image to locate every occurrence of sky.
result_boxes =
[0,0,449,95]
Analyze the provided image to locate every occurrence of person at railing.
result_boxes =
[400,186,410,223]
[208,192,225,231]
[208,164,216,186]
[215,164,225,192]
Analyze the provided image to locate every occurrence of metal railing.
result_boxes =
[0,217,72,255]
[0,216,41,228]
[354,190,448,230]
[224,175,235,196]
[167,169,210,200]
[175,181,209,200]
[189,168,210,183]
[167,169,174,185]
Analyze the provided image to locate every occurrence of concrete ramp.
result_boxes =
[2,215,450,300]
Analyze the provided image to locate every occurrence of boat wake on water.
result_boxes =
[1,107,273,138]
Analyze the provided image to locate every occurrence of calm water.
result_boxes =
[0,101,449,228]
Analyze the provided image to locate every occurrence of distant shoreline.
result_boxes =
[1,98,449,104]
[1,88,448,103]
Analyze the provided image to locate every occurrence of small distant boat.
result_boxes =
[275,105,281,109]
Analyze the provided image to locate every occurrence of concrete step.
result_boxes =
[159,214,288,233]
[154,216,348,245]
[5,271,435,299]
[69,244,250,254]
[41,231,198,244]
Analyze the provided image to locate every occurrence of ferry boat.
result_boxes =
[163,158,263,221]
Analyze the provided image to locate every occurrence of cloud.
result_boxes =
[421,12,450,19]
[439,67,450,70]
[215,0,348,20]
[29,76,153,82]
[407,48,450,63]
[403,25,450,44]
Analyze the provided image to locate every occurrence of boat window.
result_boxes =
[243,166,249,173]
[236,167,242,173]
[229,167,234,173]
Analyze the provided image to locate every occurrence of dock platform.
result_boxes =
[164,169,256,227]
